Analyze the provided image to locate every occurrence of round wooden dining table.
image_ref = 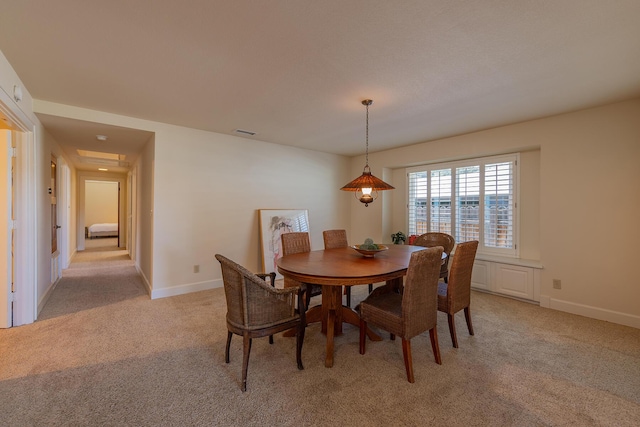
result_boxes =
[277,244,428,368]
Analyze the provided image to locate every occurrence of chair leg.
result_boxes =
[447,313,458,348]
[429,327,442,365]
[464,306,474,336]
[296,321,305,370]
[306,288,312,308]
[241,334,252,392]
[225,331,233,363]
[359,319,366,354]
[368,283,373,293]
[390,333,396,341]
[269,335,274,344]
[401,338,415,383]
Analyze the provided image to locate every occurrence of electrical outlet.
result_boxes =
[553,279,561,290]
[193,265,200,273]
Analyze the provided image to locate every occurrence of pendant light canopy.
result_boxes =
[340,99,394,207]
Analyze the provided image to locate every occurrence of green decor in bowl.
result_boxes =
[351,241,389,257]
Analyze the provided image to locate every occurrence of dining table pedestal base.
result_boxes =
[303,285,382,367]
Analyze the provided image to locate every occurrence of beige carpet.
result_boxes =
[1,245,639,426]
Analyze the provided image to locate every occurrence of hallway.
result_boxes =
[38,238,146,320]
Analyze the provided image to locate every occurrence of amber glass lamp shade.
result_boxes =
[340,166,395,207]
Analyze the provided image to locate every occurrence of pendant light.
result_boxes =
[340,99,394,206]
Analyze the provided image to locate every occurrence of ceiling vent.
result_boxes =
[234,129,256,136]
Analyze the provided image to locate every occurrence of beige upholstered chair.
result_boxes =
[437,240,478,348]
[413,232,455,283]
[359,246,444,383]
[281,232,321,306]
[322,229,373,307]
[215,254,306,392]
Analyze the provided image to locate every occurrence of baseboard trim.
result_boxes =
[542,295,640,329]
[150,279,223,300]
[135,264,152,296]
[472,287,539,305]
[37,276,61,316]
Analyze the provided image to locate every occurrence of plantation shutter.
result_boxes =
[408,171,428,235]
[484,161,514,248]
[455,166,480,242]
[430,169,452,233]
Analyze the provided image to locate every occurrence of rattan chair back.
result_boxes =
[323,229,348,249]
[281,232,320,304]
[281,232,311,255]
[437,240,478,348]
[401,246,444,338]
[413,232,455,281]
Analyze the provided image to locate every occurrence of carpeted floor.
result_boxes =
[1,244,639,426]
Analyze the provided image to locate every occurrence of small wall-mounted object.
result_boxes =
[13,85,23,102]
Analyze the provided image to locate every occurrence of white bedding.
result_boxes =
[88,223,118,238]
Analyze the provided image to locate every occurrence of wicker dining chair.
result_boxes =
[281,232,321,306]
[437,240,478,348]
[322,229,373,307]
[359,246,444,383]
[413,232,455,283]
[215,254,306,392]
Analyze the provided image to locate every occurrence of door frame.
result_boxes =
[0,90,37,327]
[57,158,71,270]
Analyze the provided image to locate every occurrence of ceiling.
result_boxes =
[1,1,639,171]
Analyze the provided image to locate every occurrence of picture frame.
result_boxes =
[259,209,310,278]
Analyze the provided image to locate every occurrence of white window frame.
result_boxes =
[407,153,519,258]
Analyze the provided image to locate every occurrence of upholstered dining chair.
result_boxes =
[413,232,455,283]
[215,254,306,392]
[322,229,373,307]
[359,246,444,383]
[437,240,478,348]
[281,232,321,306]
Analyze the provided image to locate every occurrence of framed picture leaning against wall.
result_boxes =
[258,209,310,278]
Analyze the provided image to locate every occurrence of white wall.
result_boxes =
[355,99,640,327]
[152,126,351,298]
[85,181,118,226]
[135,136,154,291]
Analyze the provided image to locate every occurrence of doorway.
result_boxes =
[77,173,127,253]
[84,180,119,249]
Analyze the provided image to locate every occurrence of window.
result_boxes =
[407,154,518,257]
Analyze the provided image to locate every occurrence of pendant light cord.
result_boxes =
[365,102,369,168]
[363,99,372,172]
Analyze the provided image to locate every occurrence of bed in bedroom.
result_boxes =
[88,223,118,238]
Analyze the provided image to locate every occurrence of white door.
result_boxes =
[0,129,12,327]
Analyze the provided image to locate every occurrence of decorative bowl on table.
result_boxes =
[350,244,389,257]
